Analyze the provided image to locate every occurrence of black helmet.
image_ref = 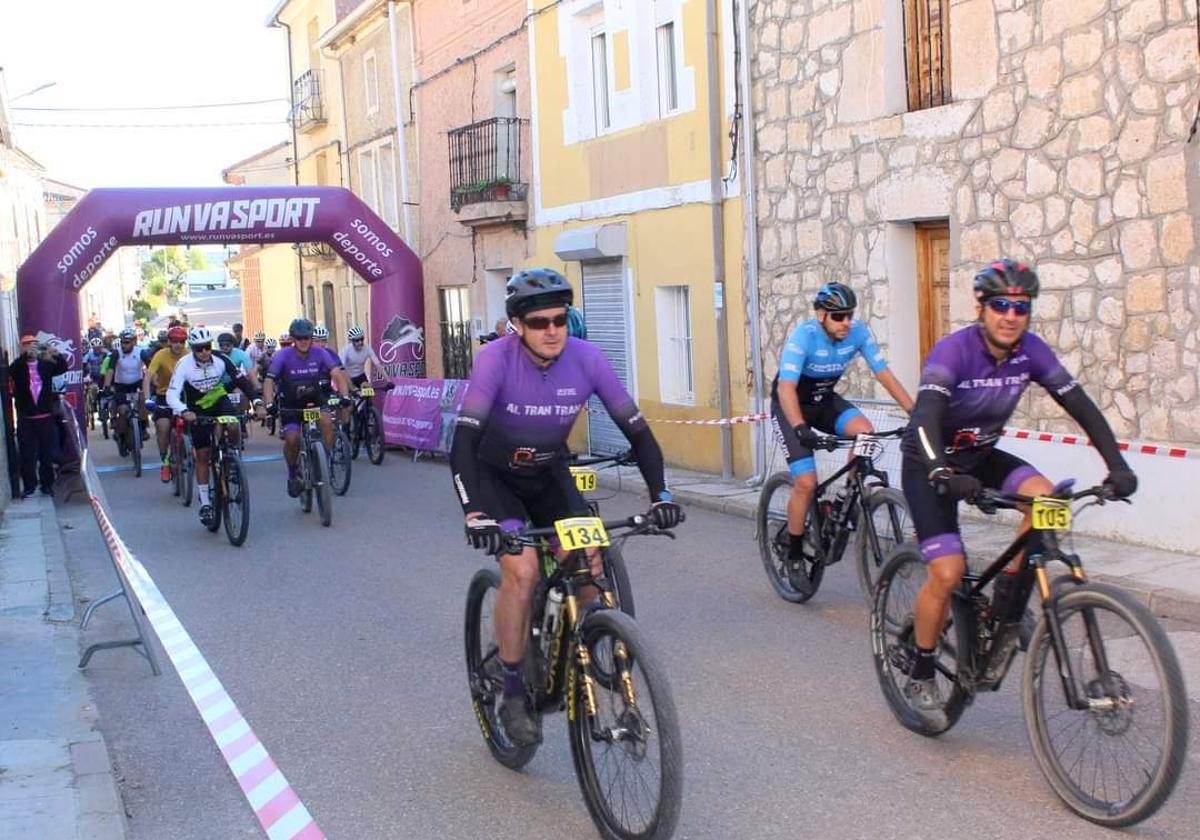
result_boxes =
[217,332,236,346]
[813,282,857,312]
[505,268,574,319]
[156,329,168,342]
[288,317,314,338]
[973,259,1039,300]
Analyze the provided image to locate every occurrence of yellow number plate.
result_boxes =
[302,407,321,422]
[359,387,375,397]
[570,467,598,492]
[554,516,610,551]
[1031,498,1072,530]
[216,415,239,425]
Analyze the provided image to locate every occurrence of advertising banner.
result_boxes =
[380,377,469,453]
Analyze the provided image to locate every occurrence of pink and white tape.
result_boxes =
[86,497,324,839]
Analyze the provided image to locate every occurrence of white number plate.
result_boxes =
[227,392,243,404]
[851,436,882,459]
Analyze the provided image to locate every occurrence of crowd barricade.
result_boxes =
[379,376,469,454]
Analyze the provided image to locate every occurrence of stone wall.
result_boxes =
[751,0,1200,442]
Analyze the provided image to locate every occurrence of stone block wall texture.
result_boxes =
[751,0,1200,442]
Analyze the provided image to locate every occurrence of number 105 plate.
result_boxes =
[554,516,610,550]
[1031,498,1072,530]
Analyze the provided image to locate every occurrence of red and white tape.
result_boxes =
[86,497,325,840]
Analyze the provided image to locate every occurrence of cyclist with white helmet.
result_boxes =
[103,328,149,453]
[339,324,383,388]
[166,327,262,527]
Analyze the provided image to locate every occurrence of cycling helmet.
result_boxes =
[217,332,236,347]
[119,328,136,341]
[89,337,103,348]
[813,282,857,312]
[288,317,314,339]
[973,258,1039,300]
[566,305,588,339]
[505,268,573,319]
[279,335,294,347]
[254,330,266,341]
[265,338,278,350]
[313,324,329,340]
[157,329,168,342]
[167,326,188,342]
[188,326,213,347]
[347,324,365,341]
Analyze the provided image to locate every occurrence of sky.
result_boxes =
[0,0,293,189]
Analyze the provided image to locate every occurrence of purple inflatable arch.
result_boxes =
[16,186,425,415]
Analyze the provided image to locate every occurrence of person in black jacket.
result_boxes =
[10,335,69,497]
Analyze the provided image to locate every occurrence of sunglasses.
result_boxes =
[352,338,364,344]
[986,298,1032,317]
[522,313,569,330]
[194,344,213,352]
[827,311,854,323]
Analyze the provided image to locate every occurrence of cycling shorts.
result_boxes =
[151,400,174,422]
[278,400,330,436]
[476,460,590,539]
[188,396,237,450]
[770,394,865,476]
[900,448,1042,564]
[350,373,369,388]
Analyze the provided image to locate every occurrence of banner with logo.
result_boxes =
[380,377,469,452]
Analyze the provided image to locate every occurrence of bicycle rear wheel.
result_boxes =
[299,451,313,513]
[130,417,143,478]
[180,435,195,507]
[366,406,385,465]
[870,546,968,736]
[204,466,222,533]
[464,567,538,770]
[171,433,183,497]
[222,450,250,547]
[756,471,823,603]
[856,486,912,603]
[329,429,353,496]
[1023,583,1188,827]
[570,609,682,840]
[310,440,332,527]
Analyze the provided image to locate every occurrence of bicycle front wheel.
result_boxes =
[464,567,538,770]
[1023,583,1188,827]
[180,435,195,507]
[366,405,385,465]
[756,471,823,603]
[310,440,332,527]
[130,418,143,478]
[329,429,353,496]
[222,450,250,547]
[856,486,912,603]
[570,609,682,840]
[602,545,635,618]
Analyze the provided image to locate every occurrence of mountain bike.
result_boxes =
[169,416,196,506]
[348,381,393,464]
[757,428,910,604]
[278,403,337,527]
[85,382,100,431]
[870,481,1188,827]
[329,426,353,496]
[190,415,251,546]
[465,513,684,840]
[112,391,145,478]
[568,449,640,616]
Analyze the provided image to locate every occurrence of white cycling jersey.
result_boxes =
[108,348,145,386]
[166,351,248,414]
[340,342,382,378]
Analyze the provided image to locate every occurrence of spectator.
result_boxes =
[232,322,249,350]
[9,336,68,497]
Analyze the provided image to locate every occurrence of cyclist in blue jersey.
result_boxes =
[450,268,682,748]
[218,331,259,421]
[900,259,1136,725]
[772,282,914,596]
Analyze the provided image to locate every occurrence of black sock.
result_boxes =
[500,659,525,699]
[911,645,937,680]
[788,532,806,562]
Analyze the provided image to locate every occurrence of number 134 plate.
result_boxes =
[554,516,611,550]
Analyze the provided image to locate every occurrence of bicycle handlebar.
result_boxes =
[567,448,637,468]
[500,512,682,553]
[967,483,1117,514]
[810,426,907,451]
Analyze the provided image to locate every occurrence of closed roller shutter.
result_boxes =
[581,259,632,455]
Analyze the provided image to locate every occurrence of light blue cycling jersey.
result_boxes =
[219,347,253,385]
[776,319,887,403]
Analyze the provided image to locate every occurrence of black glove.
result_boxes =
[648,499,684,529]
[794,425,833,450]
[465,516,504,553]
[1103,468,1137,499]
[931,471,982,500]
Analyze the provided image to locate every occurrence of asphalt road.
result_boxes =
[152,288,243,332]
[59,430,1200,840]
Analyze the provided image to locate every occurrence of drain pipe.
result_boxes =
[389,0,414,244]
[737,0,767,487]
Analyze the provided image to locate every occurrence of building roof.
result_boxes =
[221,140,293,183]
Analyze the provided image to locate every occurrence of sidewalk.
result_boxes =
[0,495,127,840]
[598,464,1200,623]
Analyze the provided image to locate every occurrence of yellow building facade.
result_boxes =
[528,0,751,476]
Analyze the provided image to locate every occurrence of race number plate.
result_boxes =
[570,467,598,492]
[302,407,321,423]
[1031,497,1072,531]
[216,415,239,425]
[227,392,243,404]
[359,387,375,397]
[554,516,611,550]
[851,436,882,460]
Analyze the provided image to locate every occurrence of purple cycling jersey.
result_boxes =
[904,323,1078,464]
[457,335,646,471]
[266,346,340,405]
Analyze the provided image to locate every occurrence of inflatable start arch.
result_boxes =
[16,186,425,418]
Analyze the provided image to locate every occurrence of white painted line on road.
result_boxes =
[267,802,316,840]
[247,770,289,809]
[230,743,270,776]
[215,719,251,748]
[201,697,236,724]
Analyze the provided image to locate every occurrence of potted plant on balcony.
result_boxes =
[491,175,513,200]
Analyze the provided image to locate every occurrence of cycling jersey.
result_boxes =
[247,343,265,363]
[219,347,254,384]
[82,351,106,381]
[105,347,146,386]
[775,318,888,403]
[339,342,382,379]
[147,348,185,397]
[265,346,340,406]
[166,351,253,414]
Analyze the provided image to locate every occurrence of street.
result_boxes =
[58,430,1200,840]
[152,287,243,333]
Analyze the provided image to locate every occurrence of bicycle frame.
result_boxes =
[809,450,894,563]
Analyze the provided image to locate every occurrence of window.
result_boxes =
[438,287,473,379]
[357,148,377,212]
[916,222,951,361]
[305,285,317,322]
[903,0,951,111]
[356,141,397,228]
[655,286,693,404]
[656,22,678,116]
[321,282,337,338]
[591,28,611,131]
[364,51,379,115]
[306,17,320,74]
[315,151,329,186]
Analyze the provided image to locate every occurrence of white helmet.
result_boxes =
[347,324,365,340]
[313,324,329,339]
[188,326,213,347]
[265,338,277,350]
[253,330,266,341]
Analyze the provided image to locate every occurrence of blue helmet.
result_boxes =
[567,306,588,339]
[813,282,857,312]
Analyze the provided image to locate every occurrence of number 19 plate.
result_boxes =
[569,467,598,492]
[554,516,610,550]
[851,436,882,459]
[1031,498,1072,530]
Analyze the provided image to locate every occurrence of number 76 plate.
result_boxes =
[554,516,610,550]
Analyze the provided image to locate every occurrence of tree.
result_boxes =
[186,249,209,271]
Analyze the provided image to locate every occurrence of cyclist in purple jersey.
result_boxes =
[262,318,352,498]
[450,268,682,748]
[899,259,1136,725]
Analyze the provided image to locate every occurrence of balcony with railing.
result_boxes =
[447,116,529,226]
[290,69,326,133]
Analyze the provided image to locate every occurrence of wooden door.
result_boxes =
[917,222,951,362]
